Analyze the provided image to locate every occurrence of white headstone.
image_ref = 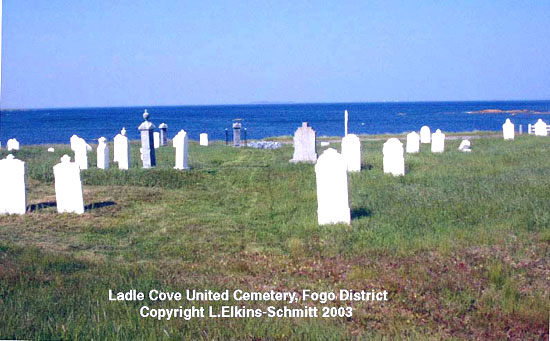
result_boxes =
[320,141,330,147]
[341,134,361,172]
[73,137,88,170]
[383,138,405,176]
[47,147,55,152]
[315,148,350,225]
[173,130,190,170]
[6,138,19,151]
[458,139,471,152]
[0,154,27,215]
[114,131,130,170]
[97,137,109,169]
[70,135,80,151]
[406,131,420,154]
[502,119,515,140]
[534,119,547,136]
[53,155,84,214]
[420,126,431,144]
[290,122,317,163]
[200,133,209,146]
[153,132,160,149]
[431,129,445,153]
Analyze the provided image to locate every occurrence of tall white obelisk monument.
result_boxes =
[344,110,348,136]
[0,0,3,101]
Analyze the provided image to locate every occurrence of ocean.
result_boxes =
[1,101,549,145]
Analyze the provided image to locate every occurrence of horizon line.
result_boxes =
[2,98,550,111]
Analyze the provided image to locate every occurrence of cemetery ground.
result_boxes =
[1,135,549,339]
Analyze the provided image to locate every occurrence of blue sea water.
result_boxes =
[1,101,549,145]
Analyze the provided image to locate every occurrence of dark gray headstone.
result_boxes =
[232,119,242,147]
[159,123,168,146]
[138,110,156,168]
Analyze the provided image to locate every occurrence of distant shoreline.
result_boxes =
[466,109,550,115]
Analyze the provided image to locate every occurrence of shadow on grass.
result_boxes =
[85,201,116,211]
[351,207,372,219]
[27,201,117,212]
[28,201,57,212]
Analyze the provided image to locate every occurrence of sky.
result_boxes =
[2,0,550,109]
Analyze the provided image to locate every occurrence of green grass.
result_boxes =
[0,135,549,339]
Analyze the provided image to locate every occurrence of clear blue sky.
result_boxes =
[3,0,550,109]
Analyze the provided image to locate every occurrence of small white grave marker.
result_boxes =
[341,134,361,172]
[431,129,445,153]
[153,132,160,149]
[534,119,547,136]
[173,130,190,170]
[0,155,27,215]
[502,119,515,140]
[200,133,209,146]
[97,137,109,169]
[420,126,431,144]
[53,155,85,214]
[383,138,405,176]
[7,138,20,151]
[315,148,350,225]
[458,139,471,152]
[48,147,55,152]
[406,131,420,154]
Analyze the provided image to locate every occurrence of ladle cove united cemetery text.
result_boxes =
[107,289,389,321]
[108,289,389,304]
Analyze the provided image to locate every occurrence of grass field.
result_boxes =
[0,135,549,339]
